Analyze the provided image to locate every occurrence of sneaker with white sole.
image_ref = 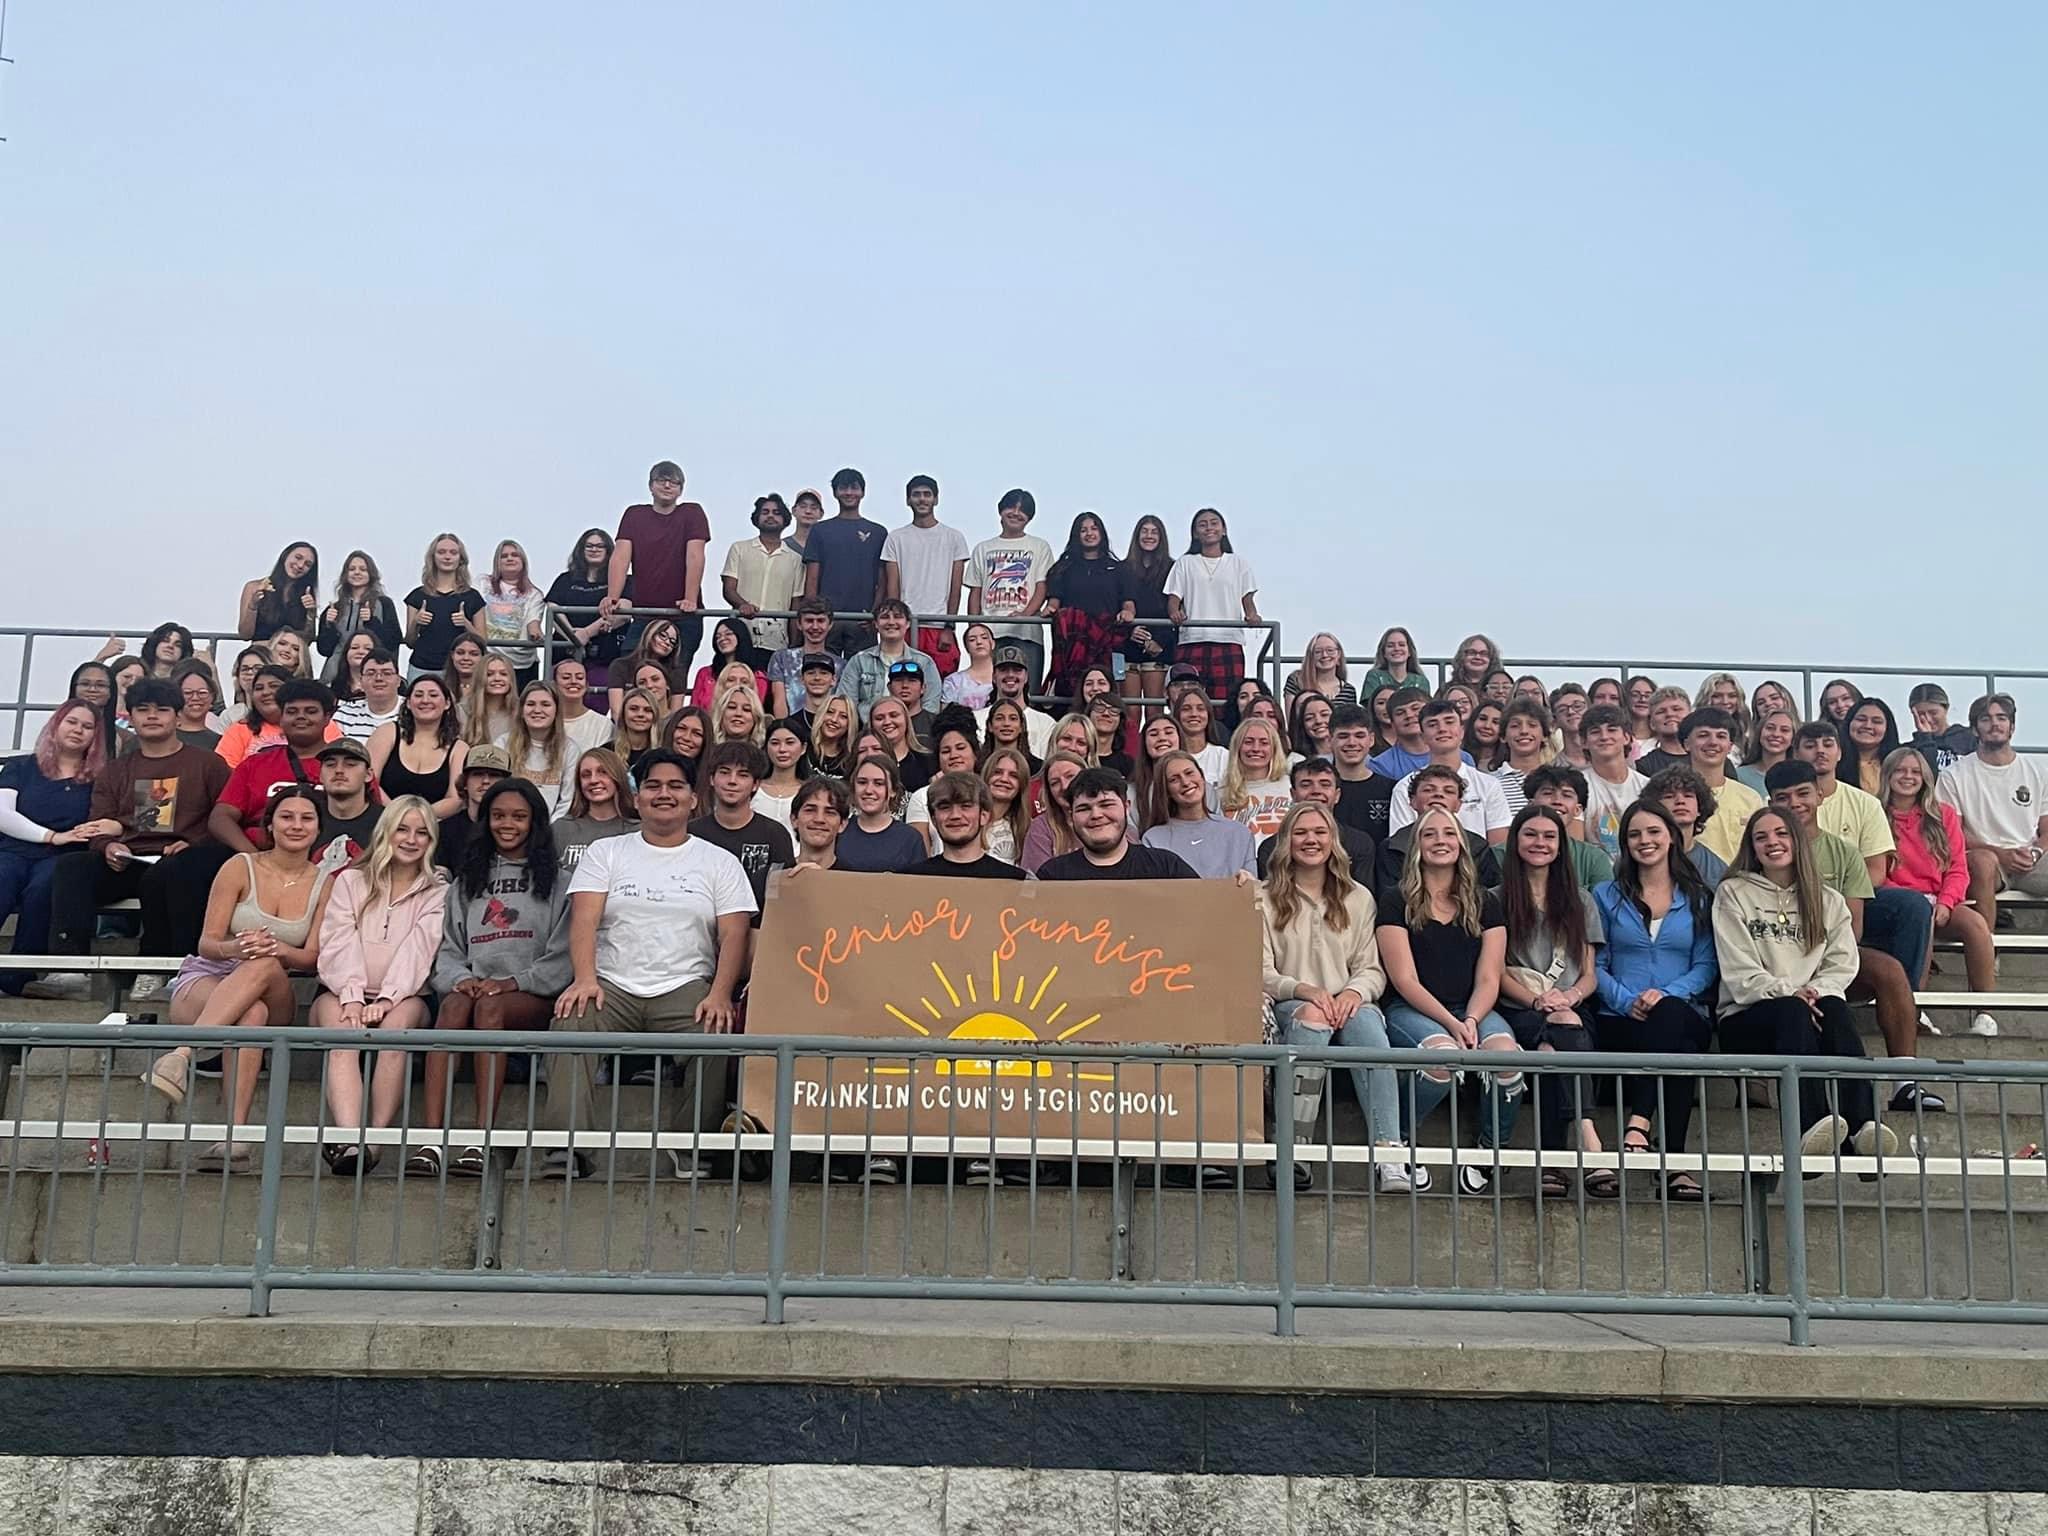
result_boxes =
[1969,1013,2000,1038]
[21,974,90,1001]
[1374,1156,1432,1194]
[863,1156,900,1185]
[1917,1011,1942,1037]
[1799,1113,1851,1164]
[664,1149,709,1180]
[1850,1121,1900,1159]
[126,974,169,1003]
[964,1159,1000,1186]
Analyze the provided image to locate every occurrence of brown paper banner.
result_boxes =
[740,871,1264,1154]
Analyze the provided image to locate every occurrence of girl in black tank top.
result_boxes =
[380,747,451,805]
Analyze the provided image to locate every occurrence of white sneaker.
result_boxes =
[22,974,90,1001]
[1799,1114,1850,1162]
[1851,1121,1900,1159]
[1374,1156,1432,1194]
[126,974,169,1003]
[1917,1011,1942,1037]
[1969,1013,2000,1038]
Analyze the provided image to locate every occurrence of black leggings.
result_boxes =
[1507,1009,1597,1150]
[1594,997,1713,1152]
[1718,994,1874,1134]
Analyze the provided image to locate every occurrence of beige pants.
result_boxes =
[536,978,717,1147]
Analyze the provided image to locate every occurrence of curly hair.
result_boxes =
[458,778,559,902]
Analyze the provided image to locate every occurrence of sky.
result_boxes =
[1,3,2043,711]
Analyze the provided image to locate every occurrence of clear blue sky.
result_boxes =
[2,3,2042,692]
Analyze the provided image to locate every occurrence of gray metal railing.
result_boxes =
[1278,650,2048,752]
[4,1019,2046,1343]
[540,604,1287,704]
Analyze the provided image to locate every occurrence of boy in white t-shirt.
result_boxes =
[1939,693,2048,925]
[1578,705,1646,859]
[1387,699,1513,845]
[537,748,756,1177]
[882,473,969,674]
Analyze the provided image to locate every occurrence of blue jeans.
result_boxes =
[1385,1001,1523,1149]
[1866,887,1934,982]
[1274,1000,1400,1145]
[0,850,61,997]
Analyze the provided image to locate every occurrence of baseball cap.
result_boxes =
[799,652,838,675]
[887,660,923,680]
[994,645,1031,670]
[1167,663,1201,684]
[464,745,512,776]
[315,738,371,766]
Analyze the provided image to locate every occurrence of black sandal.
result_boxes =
[405,1144,443,1177]
[1540,1168,1572,1199]
[1665,1172,1705,1203]
[1583,1167,1621,1199]
[450,1145,489,1178]
[323,1143,363,1177]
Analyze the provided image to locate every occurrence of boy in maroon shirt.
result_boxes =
[602,459,711,678]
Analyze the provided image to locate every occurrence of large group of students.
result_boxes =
[3,459,2043,1192]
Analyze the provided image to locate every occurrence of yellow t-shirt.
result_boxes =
[1817,782,1896,862]
[1698,776,1765,864]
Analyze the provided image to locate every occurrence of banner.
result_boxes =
[741,871,1263,1153]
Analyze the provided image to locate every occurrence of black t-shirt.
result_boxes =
[1256,822,1376,882]
[435,810,479,872]
[404,586,486,671]
[804,517,888,613]
[1117,560,1172,624]
[544,572,629,666]
[1335,773,1396,842]
[910,854,1028,880]
[896,750,937,792]
[1380,887,1505,1016]
[1037,845,1198,881]
[688,812,794,927]
[317,802,383,862]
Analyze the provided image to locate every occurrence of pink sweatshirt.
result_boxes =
[316,867,448,1005]
[1887,804,1969,908]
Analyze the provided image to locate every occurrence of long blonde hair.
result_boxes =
[505,681,566,785]
[1881,745,1949,867]
[565,747,635,821]
[610,687,660,758]
[1728,806,1829,954]
[1049,712,1100,767]
[420,532,472,592]
[1221,718,1286,817]
[1400,806,1483,935]
[809,695,856,772]
[1292,631,1350,696]
[712,682,767,748]
[485,538,534,596]
[354,795,442,906]
[1693,671,1753,743]
[460,654,518,747]
[1263,803,1356,934]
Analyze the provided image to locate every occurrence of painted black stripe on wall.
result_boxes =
[0,1375,2039,1494]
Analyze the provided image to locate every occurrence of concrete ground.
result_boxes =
[0,1286,2042,1408]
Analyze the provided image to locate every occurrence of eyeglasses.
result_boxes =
[651,476,682,487]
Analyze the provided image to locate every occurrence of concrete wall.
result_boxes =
[3,1456,2041,1535]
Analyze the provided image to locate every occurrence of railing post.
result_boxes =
[247,1038,292,1318]
[1777,1063,1810,1346]
[11,633,33,751]
[764,1042,794,1325]
[1273,1047,1296,1337]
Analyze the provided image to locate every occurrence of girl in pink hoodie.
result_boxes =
[1882,748,1998,1026]
[313,795,447,1173]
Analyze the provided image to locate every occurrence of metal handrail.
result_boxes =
[4,1018,2047,1342]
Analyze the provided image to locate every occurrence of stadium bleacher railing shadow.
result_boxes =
[4,1020,2048,1344]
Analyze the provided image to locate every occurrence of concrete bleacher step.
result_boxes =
[5,1172,2040,1305]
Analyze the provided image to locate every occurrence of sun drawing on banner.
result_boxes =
[880,955,1105,1078]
